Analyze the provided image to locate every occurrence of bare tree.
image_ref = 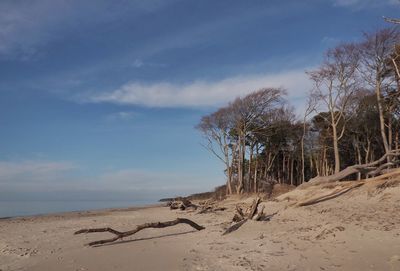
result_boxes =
[308,43,360,174]
[197,107,236,194]
[301,95,317,183]
[357,28,400,156]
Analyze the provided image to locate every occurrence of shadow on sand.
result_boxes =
[92,230,197,247]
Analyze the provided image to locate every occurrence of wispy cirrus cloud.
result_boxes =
[0,0,174,59]
[331,0,399,8]
[0,159,216,200]
[83,69,312,110]
[0,160,76,182]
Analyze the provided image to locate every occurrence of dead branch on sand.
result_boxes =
[75,218,205,246]
[197,205,226,214]
[168,198,198,211]
[223,197,277,235]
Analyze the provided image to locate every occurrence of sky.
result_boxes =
[0,0,399,203]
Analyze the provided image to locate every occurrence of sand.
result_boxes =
[1,179,400,271]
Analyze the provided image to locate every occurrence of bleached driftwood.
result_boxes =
[223,197,277,235]
[169,198,198,210]
[75,218,205,246]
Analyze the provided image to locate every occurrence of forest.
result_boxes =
[197,27,400,194]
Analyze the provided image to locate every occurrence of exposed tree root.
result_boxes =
[75,218,205,246]
[302,150,400,187]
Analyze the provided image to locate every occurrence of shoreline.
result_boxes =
[0,202,163,221]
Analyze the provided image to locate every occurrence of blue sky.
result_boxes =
[0,0,399,202]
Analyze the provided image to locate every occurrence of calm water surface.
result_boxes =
[0,200,157,218]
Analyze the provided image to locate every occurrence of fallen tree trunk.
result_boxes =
[75,218,205,246]
[302,150,400,187]
[296,182,365,207]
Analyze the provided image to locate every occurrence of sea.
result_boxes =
[0,199,158,218]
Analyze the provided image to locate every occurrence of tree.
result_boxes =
[230,88,285,193]
[308,43,359,174]
[301,96,317,183]
[197,107,236,194]
[357,28,400,156]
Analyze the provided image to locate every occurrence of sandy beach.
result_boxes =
[1,179,400,271]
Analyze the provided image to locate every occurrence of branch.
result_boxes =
[75,218,205,246]
[222,219,248,235]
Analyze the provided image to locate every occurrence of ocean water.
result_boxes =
[0,200,157,218]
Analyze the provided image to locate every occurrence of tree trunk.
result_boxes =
[237,132,246,194]
[376,82,390,155]
[248,145,254,192]
[301,127,306,184]
[355,142,362,180]
[332,123,341,174]
[290,157,294,185]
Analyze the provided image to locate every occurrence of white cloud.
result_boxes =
[0,160,76,182]
[86,69,313,111]
[331,0,398,7]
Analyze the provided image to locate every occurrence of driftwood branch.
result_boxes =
[223,197,277,235]
[168,198,198,210]
[223,219,248,235]
[75,218,205,246]
[197,200,227,214]
[198,206,226,214]
[248,197,261,219]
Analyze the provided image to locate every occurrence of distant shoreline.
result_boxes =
[0,202,163,221]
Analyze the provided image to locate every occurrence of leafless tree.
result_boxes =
[308,43,360,174]
[301,95,317,183]
[197,107,236,194]
[357,28,400,157]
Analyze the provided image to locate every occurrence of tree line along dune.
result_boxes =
[197,27,400,196]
